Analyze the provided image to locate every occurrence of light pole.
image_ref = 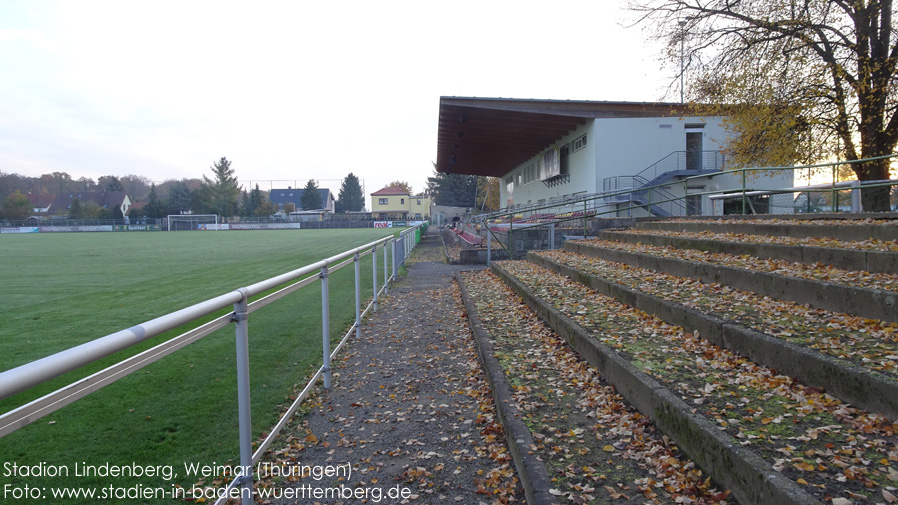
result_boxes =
[679,20,687,103]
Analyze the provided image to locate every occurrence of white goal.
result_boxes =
[166,214,220,231]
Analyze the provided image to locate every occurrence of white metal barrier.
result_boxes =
[0,224,426,505]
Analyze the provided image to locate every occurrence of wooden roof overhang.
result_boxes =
[435,97,692,178]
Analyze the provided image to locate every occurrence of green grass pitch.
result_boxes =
[0,228,396,503]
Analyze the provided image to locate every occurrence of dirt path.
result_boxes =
[264,231,522,504]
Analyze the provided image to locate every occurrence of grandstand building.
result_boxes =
[435,97,793,217]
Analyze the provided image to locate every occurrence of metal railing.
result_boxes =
[603,174,688,217]
[0,224,425,505]
[470,156,898,264]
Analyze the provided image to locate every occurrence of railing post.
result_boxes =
[548,224,555,250]
[582,200,587,235]
[648,187,653,216]
[741,170,747,215]
[354,252,361,339]
[383,240,389,295]
[509,219,514,261]
[487,229,491,266]
[372,244,378,312]
[832,163,838,212]
[320,266,331,389]
[406,230,412,258]
[232,289,254,505]
[392,238,398,281]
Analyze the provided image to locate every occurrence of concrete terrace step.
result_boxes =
[459,271,738,504]
[599,229,898,274]
[528,249,898,420]
[490,259,898,505]
[635,217,898,242]
[564,239,898,323]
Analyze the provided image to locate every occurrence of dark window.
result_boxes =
[560,144,570,175]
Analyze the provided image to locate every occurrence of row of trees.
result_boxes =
[2,155,506,221]
[426,168,500,211]
[142,158,368,219]
[0,157,370,221]
[0,172,154,202]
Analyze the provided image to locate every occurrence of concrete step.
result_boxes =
[634,217,898,242]
[598,229,898,274]
[563,239,898,323]
[528,249,898,421]
[492,258,898,505]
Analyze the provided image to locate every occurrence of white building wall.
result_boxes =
[499,115,730,211]
[592,116,727,181]
[497,114,795,216]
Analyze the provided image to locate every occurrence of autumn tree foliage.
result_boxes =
[0,190,32,221]
[476,177,501,212]
[386,180,413,195]
[632,0,898,211]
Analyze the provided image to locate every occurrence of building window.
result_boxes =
[378,198,388,205]
[520,162,536,185]
[572,134,587,152]
[560,144,570,175]
[401,198,405,204]
[417,199,421,205]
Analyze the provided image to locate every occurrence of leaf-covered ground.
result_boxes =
[578,239,898,293]
[248,234,522,505]
[651,218,898,227]
[440,230,463,263]
[498,259,898,504]
[461,270,734,505]
[534,249,898,383]
[606,229,898,253]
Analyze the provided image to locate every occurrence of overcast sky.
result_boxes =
[0,0,674,198]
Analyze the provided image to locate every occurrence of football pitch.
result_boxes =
[0,228,396,502]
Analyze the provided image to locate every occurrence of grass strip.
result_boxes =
[0,229,393,504]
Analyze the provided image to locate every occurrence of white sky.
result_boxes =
[0,0,674,197]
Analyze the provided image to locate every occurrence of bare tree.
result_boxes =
[631,0,898,211]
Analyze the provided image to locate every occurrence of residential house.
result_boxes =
[434,97,794,218]
[269,187,335,213]
[25,193,55,215]
[370,188,431,220]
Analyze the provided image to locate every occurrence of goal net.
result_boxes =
[166,214,220,231]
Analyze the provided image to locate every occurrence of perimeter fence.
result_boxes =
[460,156,898,262]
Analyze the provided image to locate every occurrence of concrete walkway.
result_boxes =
[267,231,523,504]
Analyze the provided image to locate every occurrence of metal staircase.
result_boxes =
[603,150,724,217]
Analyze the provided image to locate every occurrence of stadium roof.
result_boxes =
[435,97,693,178]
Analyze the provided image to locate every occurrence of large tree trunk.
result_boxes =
[856,158,893,212]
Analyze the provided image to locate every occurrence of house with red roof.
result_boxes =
[370,187,431,220]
